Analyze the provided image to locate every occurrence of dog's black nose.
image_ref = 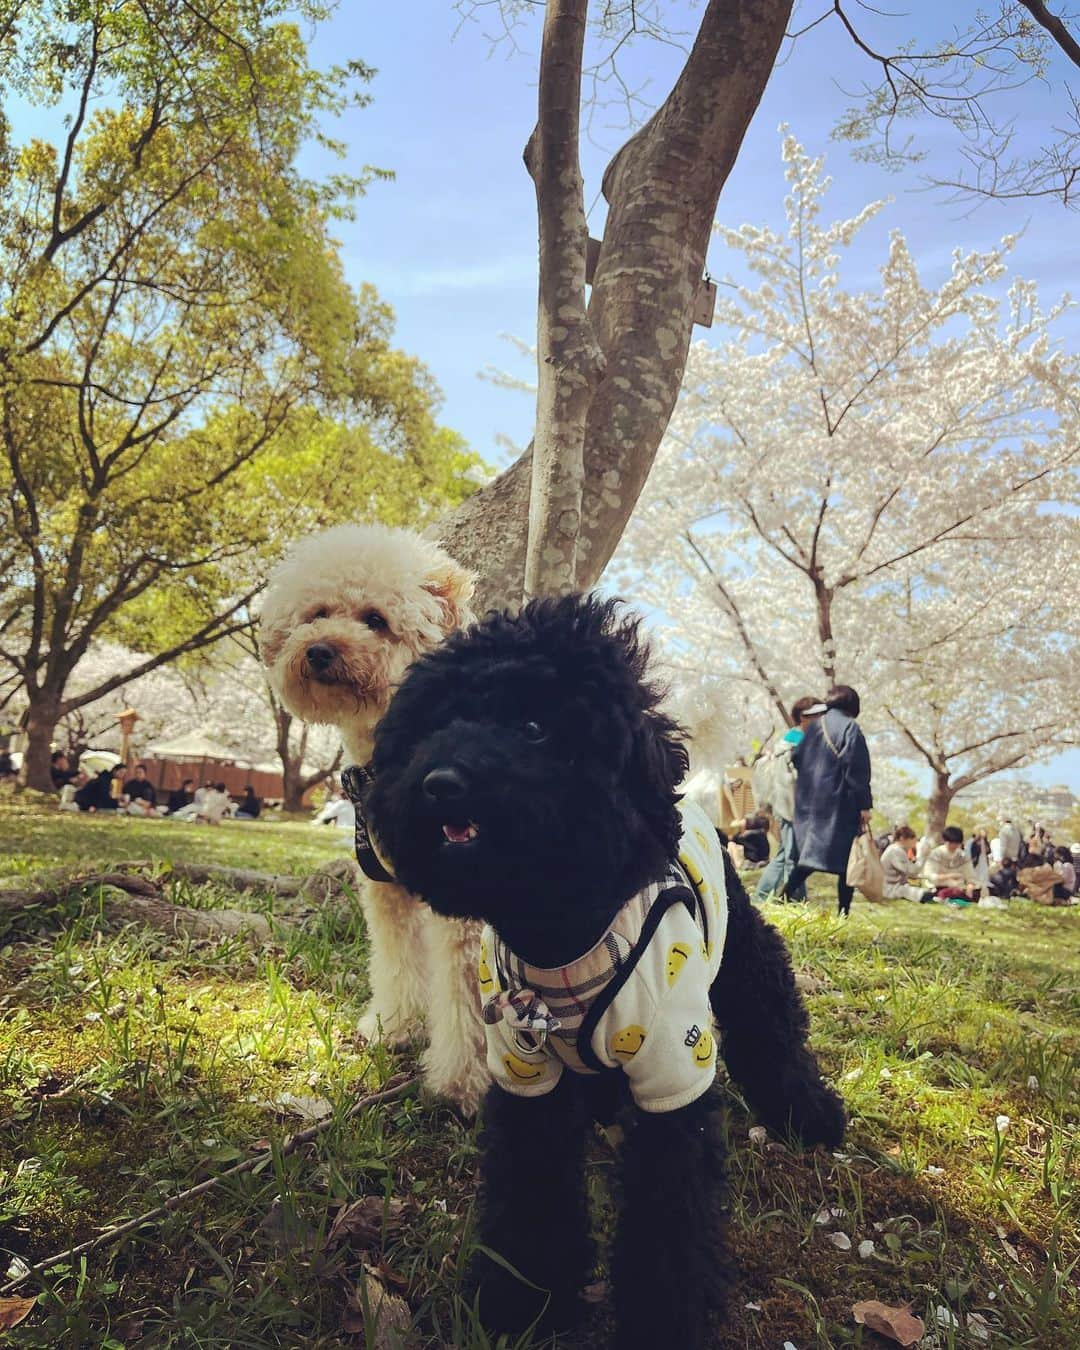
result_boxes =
[423,767,467,802]
[306,642,336,671]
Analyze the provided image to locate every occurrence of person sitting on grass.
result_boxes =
[925,826,980,903]
[74,765,123,812]
[729,812,771,866]
[880,825,935,904]
[122,763,158,816]
[1017,852,1062,905]
[988,856,1020,899]
[58,772,88,810]
[1052,846,1076,902]
[197,781,233,824]
[234,785,261,820]
[50,750,76,791]
[166,778,196,814]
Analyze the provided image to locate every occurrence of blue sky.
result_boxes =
[300,3,1079,791]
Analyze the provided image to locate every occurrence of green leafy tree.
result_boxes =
[0,1,477,789]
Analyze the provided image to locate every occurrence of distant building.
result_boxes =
[955,778,1076,825]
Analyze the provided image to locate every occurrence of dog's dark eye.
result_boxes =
[522,721,546,743]
[365,611,388,632]
[310,607,330,622]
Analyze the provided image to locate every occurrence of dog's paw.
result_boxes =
[356,1006,419,1048]
[420,1044,490,1118]
[786,1078,847,1151]
[471,1262,583,1339]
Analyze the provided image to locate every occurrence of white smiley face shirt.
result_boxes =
[480,799,729,1114]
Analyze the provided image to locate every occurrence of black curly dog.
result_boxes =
[367,595,845,1350]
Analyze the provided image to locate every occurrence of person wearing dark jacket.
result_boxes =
[74,766,122,812]
[50,751,75,791]
[988,858,1019,899]
[122,763,157,815]
[782,685,873,916]
[166,779,196,814]
[235,785,261,820]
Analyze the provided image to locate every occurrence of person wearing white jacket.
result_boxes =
[753,696,825,902]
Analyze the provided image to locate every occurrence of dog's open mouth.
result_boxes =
[442,822,480,844]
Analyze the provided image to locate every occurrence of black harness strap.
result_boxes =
[340,764,395,883]
[575,874,699,1073]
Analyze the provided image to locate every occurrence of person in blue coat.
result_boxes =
[781,685,873,915]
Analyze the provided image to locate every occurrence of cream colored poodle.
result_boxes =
[259,523,488,1114]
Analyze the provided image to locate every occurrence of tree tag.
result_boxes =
[694,276,717,328]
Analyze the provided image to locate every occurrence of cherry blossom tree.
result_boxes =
[618,136,1080,830]
[873,549,1080,835]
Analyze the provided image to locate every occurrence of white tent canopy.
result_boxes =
[145,730,245,762]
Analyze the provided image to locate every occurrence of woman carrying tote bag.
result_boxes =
[782,685,873,915]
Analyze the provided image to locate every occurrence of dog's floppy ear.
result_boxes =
[258,612,288,668]
[423,552,476,633]
[627,710,690,857]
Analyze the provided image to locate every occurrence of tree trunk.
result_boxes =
[282,762,306,813]
[436,0,795,606]
[19,693,60,791]
[926,772,954,841]
[812,577,837,687]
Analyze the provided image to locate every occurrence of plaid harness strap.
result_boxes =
[486,866,694,1074]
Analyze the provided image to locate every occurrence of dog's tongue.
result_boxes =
[442,822,479,843]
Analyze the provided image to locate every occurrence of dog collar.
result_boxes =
[340,764,396,883]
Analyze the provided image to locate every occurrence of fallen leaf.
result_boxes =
[369,1258,409,1293]
[267,1092,332,1122]
[852,1299,925,1346]
[858,1239,875,1259]
[995,1225,1021,1264]
[327,1195,409,1250]
[342,1265,414,1348]
[968,1311,991,1343]
[828,1231,852,1250]
[934,1305,959,1330]
[0,1296,37,1331]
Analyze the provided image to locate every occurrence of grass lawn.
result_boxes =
[1,799,1077,1348]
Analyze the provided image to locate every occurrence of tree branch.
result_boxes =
[521,0,604,598]
[1017,0,1080,71]
[57,588,263,718]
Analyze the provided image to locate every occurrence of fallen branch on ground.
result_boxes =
[0,1073,418,1296]
[0,858,362,939]
[161,861,305,894]
[0,870,272,939]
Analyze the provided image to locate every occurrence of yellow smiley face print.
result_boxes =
[503,1053,547,1083]
[478,941,494,995]
[666,942,692,986]
[610,1025,647,1059]
[691,1028,714,1067]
